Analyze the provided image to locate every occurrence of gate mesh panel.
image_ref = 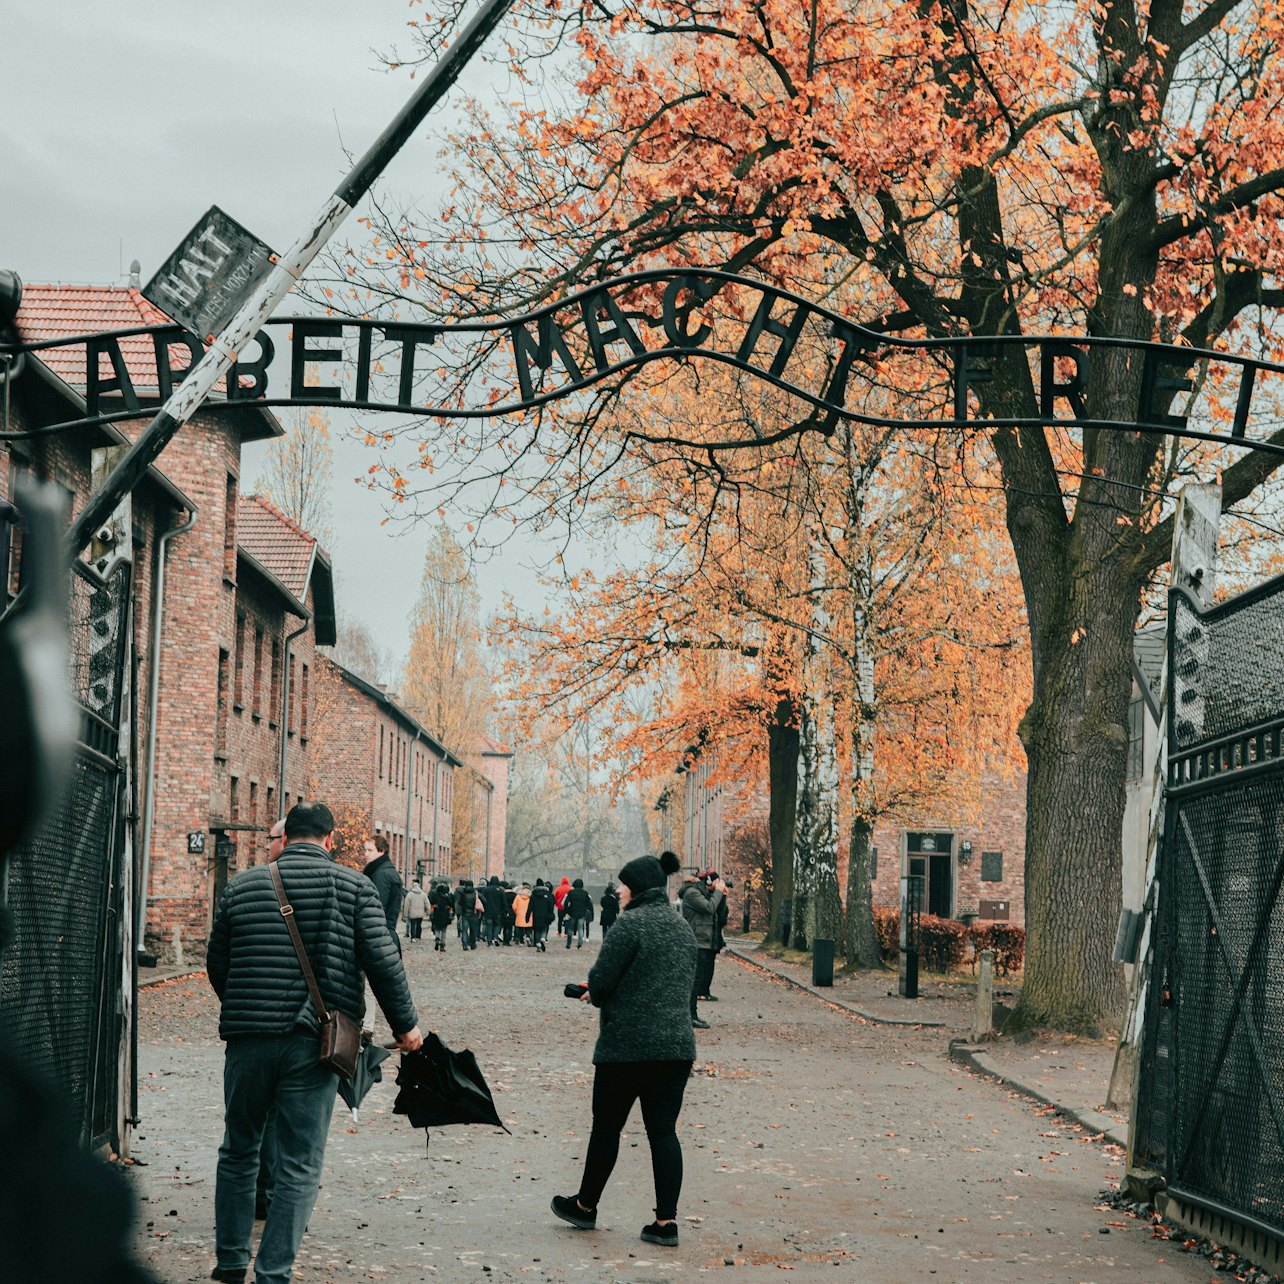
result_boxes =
[0,754,120,1146]
[0,559,129,1149]
[1135,581,1284,1238]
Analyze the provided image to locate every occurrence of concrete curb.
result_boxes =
[948,1039,1128,1147]
[724,944,948,1028]
[139,968,206,990]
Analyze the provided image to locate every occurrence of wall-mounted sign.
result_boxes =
[187,831,206,855]
[143,205,275,340]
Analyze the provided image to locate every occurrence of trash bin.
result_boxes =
[812,938,834,987]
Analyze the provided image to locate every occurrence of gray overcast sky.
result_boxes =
[3,1,561,668]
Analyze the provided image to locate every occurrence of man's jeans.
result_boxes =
[482,913,502,944]
[459,915,478,948]
[566,916,589,947]
[216,1032,337,1284]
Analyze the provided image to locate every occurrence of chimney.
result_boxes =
[128,260,141,288]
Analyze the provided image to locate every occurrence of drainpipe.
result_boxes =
[431,757,441,876]
[278,612,312,817]
[403,729,421,884]
[137,506,197,949]
[485,782,493,880]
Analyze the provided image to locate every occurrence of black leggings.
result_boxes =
[577,1060,692,1220]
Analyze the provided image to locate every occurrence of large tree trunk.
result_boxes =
[766,694,799,946]
[1013,595,1136,1033]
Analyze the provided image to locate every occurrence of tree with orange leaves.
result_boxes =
[331,0,1284,1031]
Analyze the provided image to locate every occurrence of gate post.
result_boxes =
[1112,484,1220,1165]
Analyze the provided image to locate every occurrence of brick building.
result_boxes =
[312,659,462,885]
[467,734,514,880]
[4,276,495,962]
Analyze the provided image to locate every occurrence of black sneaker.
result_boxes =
[698,994,718,1001]
[640,1221,679,1247]
[692,1018,711,1030]
[550,1194,596,1229]
[211,1269,248,1283]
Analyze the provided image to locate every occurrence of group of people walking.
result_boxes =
[398,873,622,953]
[206,805,724,1282]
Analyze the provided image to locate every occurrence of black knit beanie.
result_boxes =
[618,850,681,895]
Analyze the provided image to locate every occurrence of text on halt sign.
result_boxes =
[143,206,275,340]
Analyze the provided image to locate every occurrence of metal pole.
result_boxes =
[69,0,516,555]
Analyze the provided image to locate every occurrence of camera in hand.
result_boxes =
[563,982,589,999]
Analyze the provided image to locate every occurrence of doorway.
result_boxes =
[906,832,954,918]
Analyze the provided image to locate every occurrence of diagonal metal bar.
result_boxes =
[66,0,515,557]
[1174,807,1284,1172]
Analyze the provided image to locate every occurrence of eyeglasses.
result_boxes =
[267,832,285,845]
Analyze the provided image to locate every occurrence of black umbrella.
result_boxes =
[393,1033,510,1144]
[337,1041,391,1121]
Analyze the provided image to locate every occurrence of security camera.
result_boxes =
[94,525,116,545]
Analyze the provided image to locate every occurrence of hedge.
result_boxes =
[868,909,1026,975]
[971,922,1026,976]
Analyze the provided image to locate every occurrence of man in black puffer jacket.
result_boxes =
[206,801,422,1284]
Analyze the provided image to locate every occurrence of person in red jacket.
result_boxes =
[554,876,572,938]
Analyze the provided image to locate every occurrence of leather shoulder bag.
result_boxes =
[270,862,361,1078]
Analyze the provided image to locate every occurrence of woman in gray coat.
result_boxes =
[551,850,696,1247]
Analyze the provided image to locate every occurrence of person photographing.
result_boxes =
[551,849,696,1247]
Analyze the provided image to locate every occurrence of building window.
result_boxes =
[870,847,878,880]
[300,663,309,740]
[266,785,275,822]
[223,473,238,580]
[252,627,264,720]
[230,777,240,822]
[233,613,246,709]
[981,850,1004,882]
[249,781,259,826]
[379,725,385,779]
[215,648,230,756]
[269,640,281,727]
[288,656,297,735]
[1126,696,1145,781]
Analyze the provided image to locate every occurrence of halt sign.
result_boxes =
[143,206,275,340]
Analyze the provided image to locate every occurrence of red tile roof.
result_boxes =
[16,283,176,393]
[478,734,514,756]
[237,494,319,603]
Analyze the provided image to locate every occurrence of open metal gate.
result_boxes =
[0,556,131,1150]
[1133,574,1284,1245]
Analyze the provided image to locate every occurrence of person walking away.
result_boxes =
[529,878,555,951]
[554,876,572,938]
[565,878,594,949]
[481,875,505,946]
[550,850,695,1247]
[402,881,427,943]
[679,864,716,1030]
[207,801,422,1284]
[502,880,518,944]
[429,881,454,951]
[455,879,480,950]
[699,872,730,1000]
[598,883,620,937]
[513,882,533,945]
